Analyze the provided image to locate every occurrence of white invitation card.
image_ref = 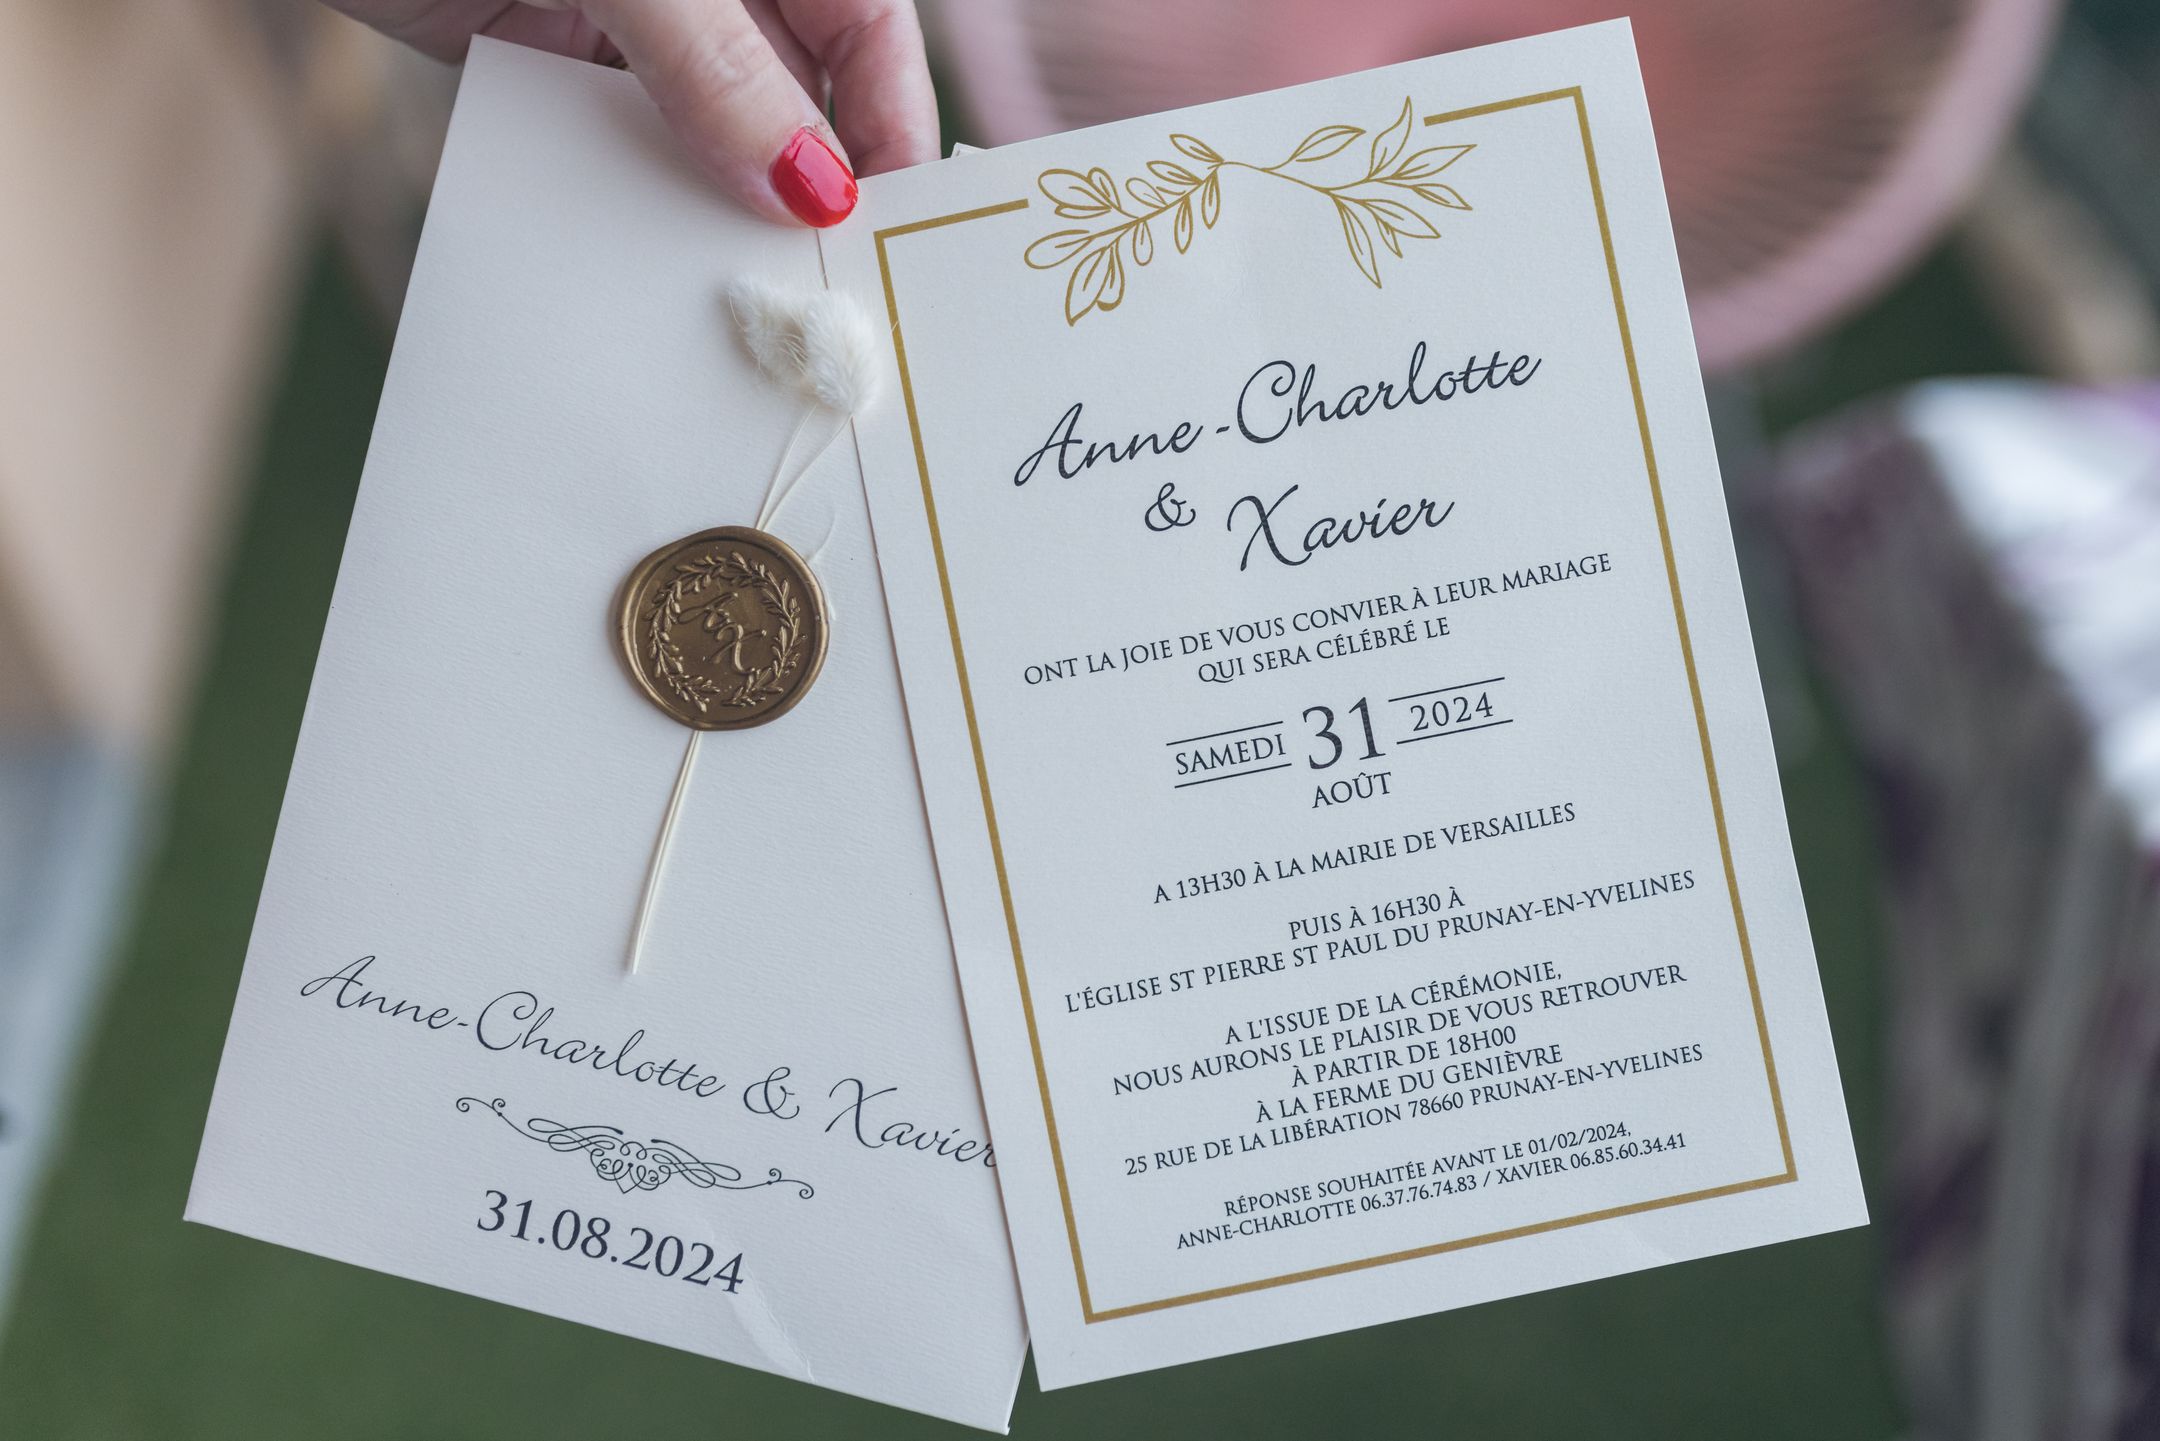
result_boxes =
[827,20,1866,1385]
[188,42,1024,1431]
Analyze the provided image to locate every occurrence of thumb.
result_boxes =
[581,0,859,226]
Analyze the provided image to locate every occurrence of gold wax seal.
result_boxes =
[616,526,828,730]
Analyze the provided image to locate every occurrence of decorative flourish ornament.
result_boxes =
[1024,98,1474,323]
[457,1097,813,1197]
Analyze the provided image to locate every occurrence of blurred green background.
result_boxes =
[0,235,2029,1437]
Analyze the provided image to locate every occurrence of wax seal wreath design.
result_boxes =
[1025,98,1472,324]
[615,525,829,730]
[647,551,802,707]
[457,1097,814,1198]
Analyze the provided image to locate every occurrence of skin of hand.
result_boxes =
[324,0,939,226]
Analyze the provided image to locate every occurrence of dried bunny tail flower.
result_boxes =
[794,291,882,416]
[726,276,807,378]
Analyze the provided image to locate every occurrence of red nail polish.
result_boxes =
[770,128,857,227]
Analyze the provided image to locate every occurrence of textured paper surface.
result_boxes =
[828,20,1866,1386]
[189,41,1025,1431]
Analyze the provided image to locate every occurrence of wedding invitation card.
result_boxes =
[188,42,1024,1431]
[195,18,1864,1413]
[828,19,1866,1386]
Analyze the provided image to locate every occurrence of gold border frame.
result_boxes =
[873,86,1796,1325]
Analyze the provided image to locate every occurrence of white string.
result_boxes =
[755,407,852,534]
[625,729,701,974]
[752,409,813,532]
[804,505,842,569]
[627,404,839,978]
[628,281,878,979]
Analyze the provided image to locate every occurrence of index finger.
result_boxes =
[582,0,845,224]
[777,0,940,176]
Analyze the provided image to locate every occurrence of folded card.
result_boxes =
[187,41,1024,1431]
[825,19,1866,1386]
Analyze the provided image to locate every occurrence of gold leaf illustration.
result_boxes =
[1369,98,1413,176]
[1288,124,1364,163]
[1362,201,1405,258]
[1038,168,1110,218]
[1065,244,1126,323]
[1023,97,1473,323]
[1171,134,1223,165]
[1362,196,1440,240]
[1392,143,1473,180]
[1335,199,1382,287]
[1410,182,1472,210]
[1024,228,1096,268]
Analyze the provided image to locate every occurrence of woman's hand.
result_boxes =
[328,0,937,226]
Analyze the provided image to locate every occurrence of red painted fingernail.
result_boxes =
[770,127,857,228]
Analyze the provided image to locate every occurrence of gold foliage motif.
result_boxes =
[1023,99,1472,323]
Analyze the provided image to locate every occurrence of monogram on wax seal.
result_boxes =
[616,525,829,729]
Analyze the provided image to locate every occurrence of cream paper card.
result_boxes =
[187,41,1024,1430]
[827,20,1866,1386]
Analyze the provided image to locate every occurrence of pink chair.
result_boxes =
[928,0,2063,371]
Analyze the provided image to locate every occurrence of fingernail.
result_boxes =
[770,127,857,228]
